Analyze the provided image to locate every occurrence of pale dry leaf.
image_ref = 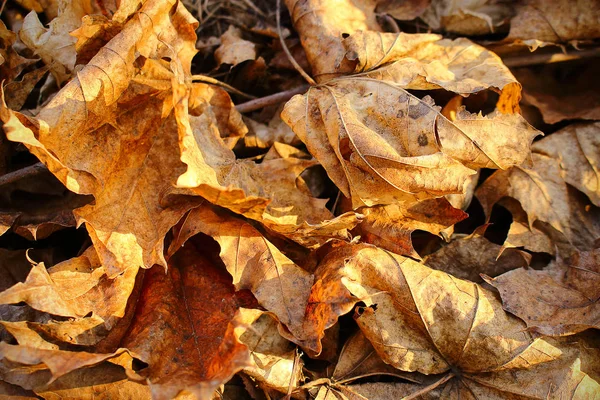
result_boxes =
[421,0,513,35]
[533,122,600,207]
[294,243,600,398]
[284,0,381,82]
[19,0,95,83]
[214,25,256,67]
[486,248,600,336]
[345,32,522,113]
[282,78,539,208]
[506,0,600,49]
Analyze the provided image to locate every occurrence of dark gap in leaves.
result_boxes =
[411,230,443,257]
[454,196,486,235]
[484,204,513,245]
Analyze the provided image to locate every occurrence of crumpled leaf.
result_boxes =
[293,243,600,397]
[486,247,600,336]
[421,0,513,35]
[282,77,539,208]
[532,122,600,207]
[284,0,381,82]
[1,0,205,276]
[0,21,38,84]
[239,310,303,394]
[214,25,256,67]
[344,31,522,112]
[506,0,600,49]
[351,198,467,258]
[19,0,95,83]
[168,204,313,341]
[120,241,256,400]
[424,226,530,282]
[0,246,139,345]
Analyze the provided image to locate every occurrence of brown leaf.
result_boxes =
[214,26,256,67]
[120,241,254,400]
[506,0,600,49]
[513,62,600,124]
[169,204,313,341]
[343,32,522,112]
[424,227,530,282]
[282,77,539,208]
[1,0,204,276]
[533,123,600,207]
[0,247,138,345]
[294,243,600,397]
[421,0,513,35]
[376,0,430,20]
[486,248,600,336]
[352,198,467,258]
[284,0,381,82]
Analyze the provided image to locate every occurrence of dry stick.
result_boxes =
[0,162,46,186]
[276,0,317,86]
[502,47,600,68]
[403,373,455,400]
[191,75,256,99]
[235,84,310,113]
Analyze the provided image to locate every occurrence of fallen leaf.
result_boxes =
[214,25,256,67]
[120,241,255,400]
[351,198,467,258]
[376,0,430,20]
[296,243,600,397]
[284,0,381,82]
[282,77,539,208]
[486,247,600,336]
[533,122,600,207]
[506,0,600,49]
[421,0,513,35]
[424,226,530,282]
[168,204,313,340]
[513,62,600,124]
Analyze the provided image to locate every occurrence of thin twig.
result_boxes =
[235,84,309,113]
[502,47,600,68]
[276,0,316,85]
[0,162,47,186]
[403,373,455,400]
[191,75,256,99]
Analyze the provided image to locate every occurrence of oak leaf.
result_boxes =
[214,26,256,68]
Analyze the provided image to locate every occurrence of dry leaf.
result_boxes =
[352,198,467,258]
[120,241,255,400]
[506,0,600,49]
[486,247,600,336]
[295,243,600,397]
[421,0,513,35]
[282,77,539,208]
[533,122,600,207]
[284,0,381,82]
[214,25,256,67]
[424,226,530,282]
[169,204,313,341]
[376,0,430,20]
[513,62,600,124]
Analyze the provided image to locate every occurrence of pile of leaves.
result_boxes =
[0,0,599,398]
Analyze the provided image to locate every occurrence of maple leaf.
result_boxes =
[485,247,600,336]
[293,243,600,397]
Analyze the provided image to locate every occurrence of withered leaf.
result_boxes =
[424,227,530,282]
[169,204,313,340]
[486,248,600,336]
[421,0,513,35]
[295,243,600,397]
[214,26,256,67]
[282,77,539,208]
[121,241,255,400]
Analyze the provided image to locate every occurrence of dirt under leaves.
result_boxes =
[0,0,599,399]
